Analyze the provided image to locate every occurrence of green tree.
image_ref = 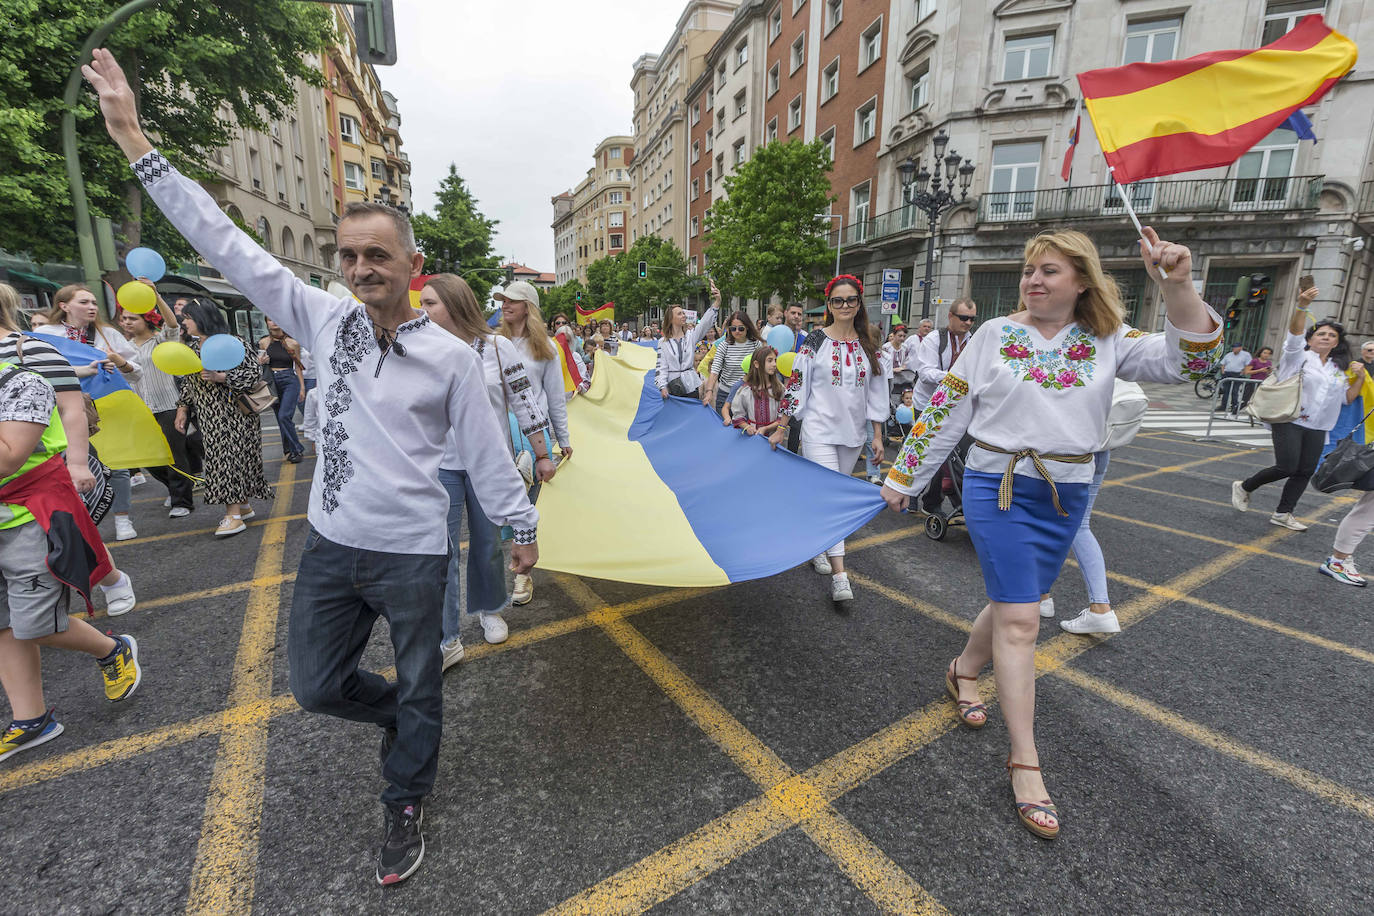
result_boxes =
[611,236,693,321]
[541,278,586,321]
[411,163,500,300]
[583,254,620,319]
[703,138,835,304]
[0,0,335,264]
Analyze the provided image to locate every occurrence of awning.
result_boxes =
[161,273,248,302]
[5,269,60,291]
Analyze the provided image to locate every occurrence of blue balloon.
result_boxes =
[895,405,915,425]
[766,324,795,354]
[200,334,246,371]
[125,247,166,283]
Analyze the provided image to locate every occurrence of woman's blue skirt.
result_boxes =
[962,470,1090,604]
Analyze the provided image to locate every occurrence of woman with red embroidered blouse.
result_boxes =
[769,275,889,603]
[879,228,1222,841]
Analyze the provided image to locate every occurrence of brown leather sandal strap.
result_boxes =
[1006,758,1042,773]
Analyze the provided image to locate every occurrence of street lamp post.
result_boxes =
[816,212,842,277]
[897,129,976,320]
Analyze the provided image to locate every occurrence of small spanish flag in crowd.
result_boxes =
[553,331,585,394]
[575,301,614,325]
[408,275,434,310]
[1077,15,1356,184]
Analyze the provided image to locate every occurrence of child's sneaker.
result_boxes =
[0,710,63,763]
[100,635,142,702]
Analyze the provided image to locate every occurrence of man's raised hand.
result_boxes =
[80,48,153,160]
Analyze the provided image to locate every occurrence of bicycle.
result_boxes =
[1194,366,1220,400]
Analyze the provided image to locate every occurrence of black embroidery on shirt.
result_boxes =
[132,151,172,187]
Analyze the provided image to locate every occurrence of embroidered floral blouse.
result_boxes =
[884,312,1223,496]
[780,329,891,448]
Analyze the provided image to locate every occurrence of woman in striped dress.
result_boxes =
[704,310,763,415]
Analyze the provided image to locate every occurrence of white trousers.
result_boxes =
[1334,490,1374,555]
[802,437,862,557]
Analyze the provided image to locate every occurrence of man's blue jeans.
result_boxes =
[287,529,446,807]
[439,468,509,644]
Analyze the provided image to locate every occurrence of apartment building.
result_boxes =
[629,1,740,255]
[830,0,1374,353]
[552,192,576,284]
[553,136,635,284]
[687,1,771,285]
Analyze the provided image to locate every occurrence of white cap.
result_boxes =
[494,280,540,308]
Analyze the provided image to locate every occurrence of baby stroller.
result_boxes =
[924,436,970,541]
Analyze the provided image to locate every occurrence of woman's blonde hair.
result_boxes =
[498,295,556,361]
[1018,230,1126,339]
[423,274,490,344]
[0,283,22,333]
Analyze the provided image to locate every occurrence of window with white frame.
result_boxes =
[793,0,805,13]
[915,0,937,21]
[716,153,724,176]
[791,33,806,72]
[1262,1,1325,44]
[986,141,1042,221]
[825,0,843,34]
[339,114,359,144]
[909,65,930,110]
[769,8,782,42]
[1003,33,1054,80]
[788,94,803,132]
[733,139,747,166]
[692,140,700,163]
[708,88,714,107]
[343,161,364,190]
[860,19,882,70]
[768,62,780,97]
[690,255,698,274]
[718,62,727,87]
[692,178,700,200]
[735,90,747,119]
[690,215,699,237]
[610,191,624,204]
[706,168,713,191]
[706,130,713,152]
[819,127,835,164]
[851,182,870,240]
[822,59,840,103]
[767,117,779,144]
[854,98,877,145]
[610,212,624,227]
[736,40,749,69]
[1123,17,1180,64]
[1232,128,1299,209]
[371,158,385,180]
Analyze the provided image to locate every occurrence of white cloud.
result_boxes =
[379,0,692,274]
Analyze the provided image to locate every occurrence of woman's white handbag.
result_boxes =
[1245,371,1303,424]
[1103,380,1149,450]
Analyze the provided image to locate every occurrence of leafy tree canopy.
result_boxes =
[541,278,586,323]
[411,163,500,301]
[596,235,694,321]
[703,138,835,304]
[0,0,335,265]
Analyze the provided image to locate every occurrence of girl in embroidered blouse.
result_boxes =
[729,346,784,436]
[879,228,1221,841]
[770,275,890,603]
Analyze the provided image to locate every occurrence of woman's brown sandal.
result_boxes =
[944,658,987,729]
[1006,758,1060,840]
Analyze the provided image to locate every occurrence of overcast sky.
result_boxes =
[380,0,691,274]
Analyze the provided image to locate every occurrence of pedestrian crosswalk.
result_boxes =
[1139,408,1274,448]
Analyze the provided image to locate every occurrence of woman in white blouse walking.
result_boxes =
[880,228,1221,841]
[656,281,721,399]
[422,276,547,667]
[769,274,889,602]
[498,281,571,607]
[1232,285,1360,529]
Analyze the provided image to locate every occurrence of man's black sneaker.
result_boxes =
[376,802,424,886]
[379,726,397,771]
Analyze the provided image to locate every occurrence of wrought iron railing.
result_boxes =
[837,205,926,247]
[976,175,1322,223]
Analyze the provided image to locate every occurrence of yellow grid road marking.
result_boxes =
[1105,450,1247,486]
[105,514,307,548]
[1107,481,1344,528]
[554,574,950,916]
[185,464,298,915]
[1092,510,1327,568]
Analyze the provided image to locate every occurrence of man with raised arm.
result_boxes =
[83,49,539,886]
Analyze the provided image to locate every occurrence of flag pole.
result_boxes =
[1109,166,1169,280]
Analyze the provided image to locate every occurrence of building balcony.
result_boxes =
[828,205,929,249]
[976,176,1323,225]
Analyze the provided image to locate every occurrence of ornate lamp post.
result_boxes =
[898,128,976,320]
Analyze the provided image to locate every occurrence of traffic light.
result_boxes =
[505,266,515,285]
[575,291,582,303]
[1246,273,1271,310]
[637,260,648,280]
[1224,299,1244,330]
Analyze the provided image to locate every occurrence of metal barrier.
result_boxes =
[1204,375,1265,439]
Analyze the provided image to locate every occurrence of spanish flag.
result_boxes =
[408,275,435,310]
[553,332,584,394]
[576,301,614,325]
[1077,16,1356,184]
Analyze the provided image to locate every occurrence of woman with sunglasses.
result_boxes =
[703,311,763,413]
[656,280,721,399]
[769,274,889,602]
[879,228,1221,841]
[548,313,571,334]
[1232,285,1363,529]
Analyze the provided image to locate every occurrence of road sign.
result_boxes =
[880,268,901,315]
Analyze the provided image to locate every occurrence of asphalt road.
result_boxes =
[1,429,1371,915]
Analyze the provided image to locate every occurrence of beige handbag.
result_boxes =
[1244,369,1303,424]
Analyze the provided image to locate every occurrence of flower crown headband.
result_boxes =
[824,274,864,298]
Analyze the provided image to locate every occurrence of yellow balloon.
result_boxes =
[776,351,797,377]
[740,353,753,375]
[151,341,203,376]
[116,281,156,314]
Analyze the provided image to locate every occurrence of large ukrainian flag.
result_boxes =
[536,343,886,586]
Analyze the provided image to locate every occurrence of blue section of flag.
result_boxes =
[23,332,129,398]
[628,373,886,582]
[1280,110,1317,141]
